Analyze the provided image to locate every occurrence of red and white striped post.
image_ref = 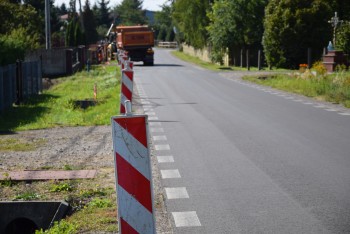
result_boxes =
[121,55,129,70]
[125,60,134,70]
[117,51,126,66]
[120,67,134,114]
[111,102,156,234]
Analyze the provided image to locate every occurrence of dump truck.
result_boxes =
[116,25,154,66]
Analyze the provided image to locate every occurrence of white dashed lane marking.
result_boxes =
[314,105,326,108]
[157,156,174,163]
[150,128,164,133]
[165,187,189,199]
[155,144,171,151]
[161,169,181,179]
[148,116,159,120]
[229,79,350,117]
[152,135,167,141]
[172,211,202,227]
[149,122,161,126]
[137,86,203,230]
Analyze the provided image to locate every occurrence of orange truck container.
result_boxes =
[116,25,154,65]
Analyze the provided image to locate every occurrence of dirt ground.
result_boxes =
[0,94,173,233]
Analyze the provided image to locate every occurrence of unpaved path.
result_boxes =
[0,92,173,233]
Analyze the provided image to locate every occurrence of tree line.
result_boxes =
[0,0,165,65]
[2,0,350,68]
[171,0,350,69]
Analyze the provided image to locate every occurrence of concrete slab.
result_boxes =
[0,170,97,181]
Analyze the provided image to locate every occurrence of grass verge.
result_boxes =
[243,72,350,108]
[172,51,350,108]
[0,137,46,151]
[171,50,290,72]
[0,64,120,131]
[0,64,120,233]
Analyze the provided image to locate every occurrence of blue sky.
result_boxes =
[55,0,169,11]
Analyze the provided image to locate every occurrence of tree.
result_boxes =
[96,0,111,27]
[0,0,40,65]
[154,3,174,41]
[65,15,85,46]
[335,0,350,21]
[0,0,39,35]
[82,0,98,45]
[172,0,210,49]
[333,1,350,53]
[336,22,350,54]
[157,25,167,41]
[113,0,146,26]
[0,28,40,65]
[207,0,267,64]
[58,3,68,15]
[263,0,335,68]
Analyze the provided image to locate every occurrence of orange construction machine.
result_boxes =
[116,25,154,66]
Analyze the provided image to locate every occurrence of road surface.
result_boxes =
[133,49,350,233]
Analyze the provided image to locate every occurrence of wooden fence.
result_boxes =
[0,60,42,112]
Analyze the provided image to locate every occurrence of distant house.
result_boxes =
[145,10,155,25]
[59,14,69,22]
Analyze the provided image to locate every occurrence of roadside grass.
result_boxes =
[243,72,350,108]
[171,50,290,72]
[0,137,46,151]
[0,64,120,233]
[172,50,349,107]
[0,65,120,132]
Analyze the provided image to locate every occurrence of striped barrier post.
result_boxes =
[117,51,125,66]
[121,55,129,70]
[111,103,156,234]
[120,69,134,114]
[125,60,134,70]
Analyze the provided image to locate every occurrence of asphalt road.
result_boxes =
[133,49,350,234]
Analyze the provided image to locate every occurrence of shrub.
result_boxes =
[35,220,78,234]
[311,61,327,77]
[87,198,113,209]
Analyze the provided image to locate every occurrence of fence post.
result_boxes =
[246,49,250,71]
[32,61,37,94]
[38,58,43,93]
[0,67,3,112]
[15,60,23,105]
[66,49,73,75]
[240,49,243,68]
[30,61,34,95]
[258,50,262,71]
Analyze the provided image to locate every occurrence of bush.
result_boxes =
[0,27,40,65]
[336,22,350,54]
[263,0,333,68]
[35,220,78,234]
[311,61,327,77]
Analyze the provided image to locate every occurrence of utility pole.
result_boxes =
[45,0,51,49]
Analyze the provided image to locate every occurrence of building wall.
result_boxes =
[181,44,229,66]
